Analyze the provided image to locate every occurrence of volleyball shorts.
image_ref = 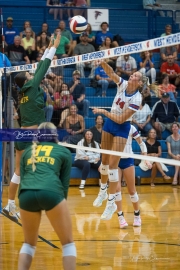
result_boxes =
[19,189,65,212]
[118,158,134,170]
[103,118,131,139]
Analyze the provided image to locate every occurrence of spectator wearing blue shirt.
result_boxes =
[138,51,156,83]
[95,22,113,50]
[4,17,19,46]
[68,70,90,118]
[95,65,116,97]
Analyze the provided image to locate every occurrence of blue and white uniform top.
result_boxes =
[111,78,142,121]
[122,125,140,158]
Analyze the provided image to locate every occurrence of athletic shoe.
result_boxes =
[118,215,128,229]
[3,203,19,222]
[101,201,117,220]
[133,215,141,227]
[93,190,108,207]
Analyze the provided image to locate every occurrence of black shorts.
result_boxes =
[19,189,65,212]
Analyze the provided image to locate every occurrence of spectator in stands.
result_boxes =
[20,21,35,39]
[59,20,72,41]
[116,54,137,80]
[73,32,96,78]
[141,81,151,107]
[132,99,152,136]
[143,129,170,187]
[160,46,177,65]
[74,129,101,189]
[76,23,96,47]
[54,27,71,58]
[41,83,54,122]
[53,83,73,128]
[7,36,30,66]
[151,92,179,139]
[36,23,51,41]
[73,0,87,18]
[59,20,75,56]
[158,74,177,103]
[161,24,179,49]
[4,17,19,46]
[161,24,172,37]
[21,28,36,63]
[143,0,165,17]
[63,104,85,149]
[89,115,104,145]
[166,122,180,186]
[84,23,96,46]
[36,32,49,53]
[68,70,90,117]
[138,50,156,83]
[46,0,64,20]
[160,54,180,86]
[95,64,116,97]
[99,37,118,70]
[95,22,113,50]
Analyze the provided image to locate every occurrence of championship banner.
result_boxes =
[87,8,109,31]
[1,33,180,73]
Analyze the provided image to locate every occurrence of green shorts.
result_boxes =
[15,141,32,151]
[19,189,65,212]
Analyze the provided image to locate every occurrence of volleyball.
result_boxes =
[69,15,87,34]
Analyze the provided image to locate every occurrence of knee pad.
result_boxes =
[20,243,36,257]
[62,243,76,257]
[130,192,139,203]
[100,164,109,175]
[108,169,118,182]
[11,173,20,184]
[115,192,122,202]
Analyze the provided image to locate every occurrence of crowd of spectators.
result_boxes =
[1,16,180,187]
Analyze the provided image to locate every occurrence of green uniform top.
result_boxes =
[55,35,70,54]
[19,59,51,127]
[19,142,72,199]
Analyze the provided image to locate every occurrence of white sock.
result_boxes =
[100,183,107,190]
[80,180,85,186]
[108,194,115,202]
[8,199,15,205]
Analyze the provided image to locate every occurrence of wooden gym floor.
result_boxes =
[1,184,180,269]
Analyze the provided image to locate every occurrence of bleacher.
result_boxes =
[1,0,179,185]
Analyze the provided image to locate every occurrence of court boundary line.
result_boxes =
[0,212,60,249]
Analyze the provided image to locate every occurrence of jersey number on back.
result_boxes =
[116,98,125,109]
[35,145,53,157]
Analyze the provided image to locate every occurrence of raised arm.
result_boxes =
[99,60,120,84]
[32,34,61,87]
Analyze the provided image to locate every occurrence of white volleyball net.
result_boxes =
[1,33,180,169]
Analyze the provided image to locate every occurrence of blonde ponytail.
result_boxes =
[31,141,38,172]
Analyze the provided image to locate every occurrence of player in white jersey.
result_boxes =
[115,125,147,229]
[92,60,148,220]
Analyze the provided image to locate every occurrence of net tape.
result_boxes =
[1,33,180,73]
[58,142,180,167]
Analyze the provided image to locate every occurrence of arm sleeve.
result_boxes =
[60,150,72,199]
[31,47,56,88]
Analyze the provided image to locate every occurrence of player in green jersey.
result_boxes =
[3,34,61,221]
[18,122,76,270]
